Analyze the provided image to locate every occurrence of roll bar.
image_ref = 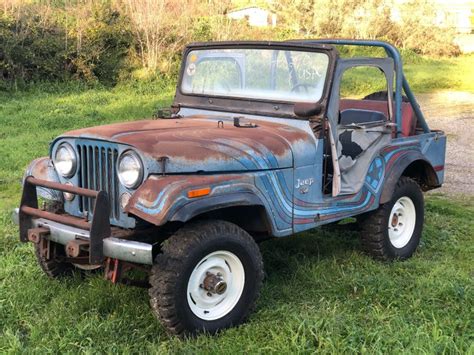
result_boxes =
[292,39,430,136]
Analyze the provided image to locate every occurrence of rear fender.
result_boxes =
[125,174,276,232]
[379,150,439,204]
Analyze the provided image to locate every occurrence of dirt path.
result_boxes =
[416,91,474,196]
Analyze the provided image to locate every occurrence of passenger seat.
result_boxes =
[339,99,417,136]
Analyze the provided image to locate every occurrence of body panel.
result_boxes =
[48,105,445,237]
[123,129,444,237]
[58,116,315,173]
[126,171,294,236]
[17,40,447,259]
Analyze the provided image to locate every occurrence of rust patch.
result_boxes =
[60,115,312,164]
[125,174,253,225]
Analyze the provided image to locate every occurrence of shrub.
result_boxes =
[391,0,460,56]
[0,1,132,87]
[0,7,65,84]
[0,0,462,88]
[271,0,460,57]
[64,3,133,85]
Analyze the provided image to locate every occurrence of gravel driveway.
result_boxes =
[416,91,474,196]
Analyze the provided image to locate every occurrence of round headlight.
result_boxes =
[54,143,77,178]
[118,151,143,189]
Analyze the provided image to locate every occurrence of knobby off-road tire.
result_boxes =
[149,220,264,336]
[360,177,424,261]
[34,240,73,278]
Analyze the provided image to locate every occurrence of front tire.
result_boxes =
[149,220,264,335]
[360,177,424,261]
[34,240,73,278]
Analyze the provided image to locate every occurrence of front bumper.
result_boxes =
[16,177,154,265]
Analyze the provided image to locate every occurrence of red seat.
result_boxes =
[339,99,416,137]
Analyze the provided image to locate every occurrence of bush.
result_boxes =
[0,9,66,85]
[271,0,460,57]
[392,0,460,56]
[65,5,133,85]
[0,0,462,89]
[0,1,132,87]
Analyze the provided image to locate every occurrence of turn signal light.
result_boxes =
[187,187,211,198]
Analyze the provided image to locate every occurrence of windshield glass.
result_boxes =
[181,48,329,102]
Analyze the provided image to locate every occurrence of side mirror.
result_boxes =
[294,102,323,118]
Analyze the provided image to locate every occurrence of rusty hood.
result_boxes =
[60,116,313,173]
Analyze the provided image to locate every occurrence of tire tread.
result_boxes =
[148,220,263,336]
[360,177,423,261]
[34,242,73,278]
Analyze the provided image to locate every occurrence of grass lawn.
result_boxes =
[402,54,474,94]
[0,55,473,352]
[340,53,474,98]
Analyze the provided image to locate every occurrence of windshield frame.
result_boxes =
[174,41,337,119]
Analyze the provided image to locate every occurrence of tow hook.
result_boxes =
[27,227,49,244]
[27,227,51,259]
[65,239,90,258]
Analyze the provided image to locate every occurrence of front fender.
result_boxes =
[125,173,271,228]
[23,157,62,201]
[169,192,263,222]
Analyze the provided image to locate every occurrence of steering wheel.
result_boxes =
[291,83,317,93]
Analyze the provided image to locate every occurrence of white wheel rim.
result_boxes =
[187,250,245,321]
[388,196,416,248]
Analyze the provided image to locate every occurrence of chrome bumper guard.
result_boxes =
[16,177,153,265]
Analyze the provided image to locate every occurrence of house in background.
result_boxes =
[432,0,473,34]
[227,6,277,27]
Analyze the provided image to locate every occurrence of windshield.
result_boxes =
[181,48,329,102]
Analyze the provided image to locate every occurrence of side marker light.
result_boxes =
[187,187,211,198]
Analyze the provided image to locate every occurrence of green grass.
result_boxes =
[1,196,472,352]
[340,54,474,98]
[0,55,473,353]
[403,55,474,94]
[0,81,174,210]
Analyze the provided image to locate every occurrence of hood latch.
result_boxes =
[233,116,258,128]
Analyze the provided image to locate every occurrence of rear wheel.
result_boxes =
[149,220,263,335]
[360,177,424,261]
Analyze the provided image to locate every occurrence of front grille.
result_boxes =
[77,144,119,220]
